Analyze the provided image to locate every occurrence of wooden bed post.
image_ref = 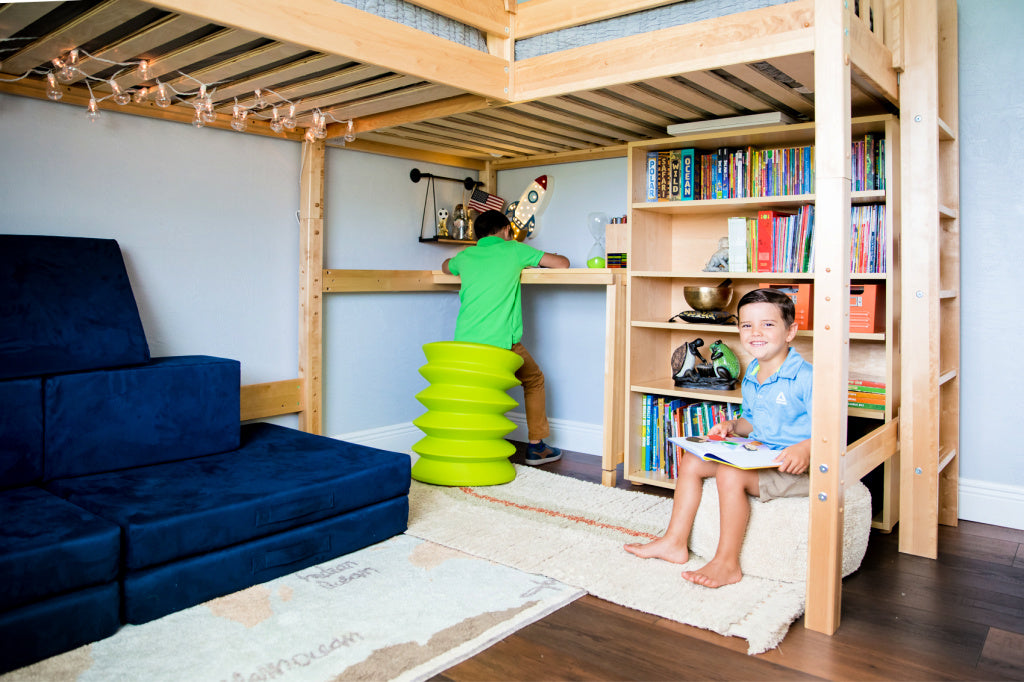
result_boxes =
[298,139,325,434]
[806,0,853,635]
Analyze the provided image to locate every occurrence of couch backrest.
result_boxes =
[0,235,150,380]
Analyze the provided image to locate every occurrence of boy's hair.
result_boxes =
[737,288,796,328]
[474,209,510,238]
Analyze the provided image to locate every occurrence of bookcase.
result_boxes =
[623,115,900,519]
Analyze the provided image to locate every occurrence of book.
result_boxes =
[668,435,782,470]
[727,216,749,272]
[646,152,658,202]
[679,148,695,200]
[756,209,793,272]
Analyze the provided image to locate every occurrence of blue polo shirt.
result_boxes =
[741,347,813,448]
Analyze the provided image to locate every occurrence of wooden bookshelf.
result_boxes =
[622,115,901,524]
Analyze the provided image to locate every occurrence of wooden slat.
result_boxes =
[846,419,899,481]
[298,138,325,435]
[68,13,210,83]
[487,144,628,170]
[602,272,627,486]
[0,2,63,40]
[538,96,657,138]
[334,137,488,170]
[515,101,645,142]
[353,94,490,134]
[899,0,942,560]
[146,0,511,101]
[3,0,151,74]
[849,5,899,106]
[719,62,815,116]
[403,0,509,36]
[432,269,614,286]
[323,83,464,123]
[805,0,852,636]
[323,270,458,293]
[354,131,492,161]
[484,106,624,146]
[422,115,578,153]
[240,379,303,420]
[452,112,597,150]
[164,42,312,106]
[515,0,678,39]
[569,89,676,130]
[609,81,709,121]
[678,69,778,113]
[513,1,815,101]
[643,76,743,119]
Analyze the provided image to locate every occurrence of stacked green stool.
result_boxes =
[411,341,523,486]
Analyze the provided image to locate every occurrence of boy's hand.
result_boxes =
[708,420,734,438]
[773,439,811,475]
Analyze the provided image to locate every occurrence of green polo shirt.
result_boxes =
[448,235,544,348]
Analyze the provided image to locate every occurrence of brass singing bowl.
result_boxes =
[683,286,733,311]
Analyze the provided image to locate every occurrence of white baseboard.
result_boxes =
[333,415,603,458]
[958,478,1024,531]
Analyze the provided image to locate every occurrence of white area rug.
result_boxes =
[2,535,583,682]
[407,465,872,655]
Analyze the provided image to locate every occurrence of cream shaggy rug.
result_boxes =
[2,534,583,682]
[406,465,872,655]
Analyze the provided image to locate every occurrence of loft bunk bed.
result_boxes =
[0,0,959,637]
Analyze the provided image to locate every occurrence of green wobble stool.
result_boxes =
[411,341,524,486]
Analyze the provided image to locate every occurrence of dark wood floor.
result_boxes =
[434,447,1024,681]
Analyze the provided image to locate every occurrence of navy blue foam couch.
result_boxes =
[0,235,411,673]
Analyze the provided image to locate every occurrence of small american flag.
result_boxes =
[468,188,505,214]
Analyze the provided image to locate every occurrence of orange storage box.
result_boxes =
[849,284,883,333]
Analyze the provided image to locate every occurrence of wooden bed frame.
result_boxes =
[0,0,959,637]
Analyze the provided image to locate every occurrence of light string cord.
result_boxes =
[0,43,353,137]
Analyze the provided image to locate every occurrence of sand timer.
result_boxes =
[586,211,609,268]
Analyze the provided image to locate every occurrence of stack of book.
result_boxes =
[726,203,886,274]
[639,395,743,477]
[848,379,885,411]
[644,133,885,203]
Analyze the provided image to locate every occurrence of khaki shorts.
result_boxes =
[757,469,810,501]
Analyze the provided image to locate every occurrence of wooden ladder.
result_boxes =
[898,0,960,558]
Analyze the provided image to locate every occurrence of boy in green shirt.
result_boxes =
[442,210,570,464]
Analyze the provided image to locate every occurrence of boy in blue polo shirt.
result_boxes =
[441,210,570,464]
[625,288,812,587]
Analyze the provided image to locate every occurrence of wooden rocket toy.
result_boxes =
[504,175,550,241]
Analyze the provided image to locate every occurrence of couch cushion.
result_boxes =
[122,495,408,624]
[44,355,241,479]
[0,235,149,380]
[0,377,43,489]
[0,582,120,675]
[0,486,121,612]
[46,422,411,570]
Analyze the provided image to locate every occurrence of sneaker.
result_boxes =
[525,441,562,465]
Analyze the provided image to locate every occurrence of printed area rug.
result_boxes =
[406,465,814,655]
[3,534,583,682]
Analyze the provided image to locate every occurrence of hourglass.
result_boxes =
[586,211,609,268]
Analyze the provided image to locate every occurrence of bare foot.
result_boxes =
[681,558,742,588]
[623,537,689,564]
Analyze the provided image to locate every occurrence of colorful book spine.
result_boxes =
[646,152,658,202]
[679,148,695,200]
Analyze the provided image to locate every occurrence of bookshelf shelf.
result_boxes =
[623,114,899,488]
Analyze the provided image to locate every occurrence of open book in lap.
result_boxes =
[668,435,782,470]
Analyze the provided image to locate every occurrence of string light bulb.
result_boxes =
[56,49,79,83]
[282,103,297,131]
[132,86,148,104]
[270,106,283,133]
[253,88,266,109]
[109,79,130,105]
[230,104,248,132]
[86,97,100,122]
[45,72,62,100]
[192,104,205,128]
[344,118,355,143]
[154,82,172,108]
[138,60,149,80]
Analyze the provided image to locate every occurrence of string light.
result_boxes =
[1,43,355,142]
[45,72,62,101]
